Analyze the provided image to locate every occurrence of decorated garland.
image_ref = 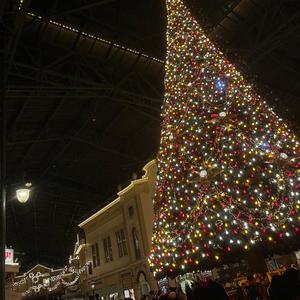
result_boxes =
[12,262,91,296]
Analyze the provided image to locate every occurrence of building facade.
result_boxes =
[78,160,157,300]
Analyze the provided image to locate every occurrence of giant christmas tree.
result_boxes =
[149,0,300,277]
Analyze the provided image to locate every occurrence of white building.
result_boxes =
[78,160,158,300]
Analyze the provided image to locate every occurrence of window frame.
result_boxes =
[128,206,134,217]
[91,243,100,267]
[103,236,113,262]
[115,229,128,257]
[132,227,141,259]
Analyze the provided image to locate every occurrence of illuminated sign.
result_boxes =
[5,249,14,265]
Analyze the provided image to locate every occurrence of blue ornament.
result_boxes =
[215,79,226,92]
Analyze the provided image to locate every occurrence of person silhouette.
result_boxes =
[268,274,284,300]
[282,268,300,300]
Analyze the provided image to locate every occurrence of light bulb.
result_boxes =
[16,188,30,203]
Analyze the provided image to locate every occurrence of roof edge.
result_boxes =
[79,160,156,228]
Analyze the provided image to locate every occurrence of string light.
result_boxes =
[149,0,300,277]
[23,9,163,64]
[12,262,91,296]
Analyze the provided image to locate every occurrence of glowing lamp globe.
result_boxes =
[16,188,30,203]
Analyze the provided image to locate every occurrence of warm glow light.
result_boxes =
[16,189,30,203]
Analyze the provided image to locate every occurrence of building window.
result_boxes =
[132,227,141,259]
[88,262,93,275]
[91,243,100,267]
[138,272,150,296]
[116,229,128,257]
[103,236,113,262]
[128,206,134,217]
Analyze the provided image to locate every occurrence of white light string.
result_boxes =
[12,261,91,296]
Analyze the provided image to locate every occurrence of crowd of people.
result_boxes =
[141,267,300,300]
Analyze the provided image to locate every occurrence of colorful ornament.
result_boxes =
[199,170,208,178]
[280,152,288,159]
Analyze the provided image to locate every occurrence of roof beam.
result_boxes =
[99,107,126,143]
[12,97,66,178]
[41,175,102,196]
[10,62,162,106]
[37,100,95,179]
[5,0,31,83]
[64,206,80,237]
[53,0,118,18]
[7,136,138,160]
[7,96,29,138]
[0,0,8,20]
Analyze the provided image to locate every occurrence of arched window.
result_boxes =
[132,227,141,259]
[138,272,150,296]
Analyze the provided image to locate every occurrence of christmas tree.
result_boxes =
[149,0,300,277]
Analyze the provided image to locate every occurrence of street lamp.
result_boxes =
[16,189,30,203]
[16,182,32,203]
[1,83,7,300]
[1,182,32,299]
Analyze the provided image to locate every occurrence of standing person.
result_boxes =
[268,275,284,300]
[282,268,300,300]
[236,282,245,300]
[157,290,165,300]
[192,279,229,300]
[185,284,193,300]
[150,291,157,300]
[176,286,187,300]
[245,274,260,300]
[158,291,168,300]
[168,289,178,300]
[192,282,208,300]
[206,280,229,300]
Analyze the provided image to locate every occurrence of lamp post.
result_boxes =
[1,79,7,300]
[0,180,31,299]
[0,97,31,298]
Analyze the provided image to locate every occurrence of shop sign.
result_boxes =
[5,249,14,264]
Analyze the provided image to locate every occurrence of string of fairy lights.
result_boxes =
[149,0,300,277]
[12,262,91,296]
